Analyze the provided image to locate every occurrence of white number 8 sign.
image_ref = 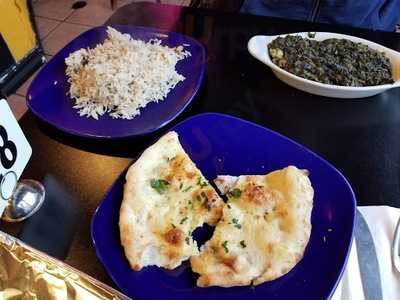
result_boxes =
[0,99,31,214]
[0,125,18,169]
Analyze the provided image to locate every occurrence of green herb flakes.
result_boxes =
[222,240,229,253]
[150,179,169,194]
[180,216,188,224]
[185,237,190,245]
[188,200,194,209]
[183,185,192,192]
[197,176,208,188]
[232,218,242,229]
[240,240,247,248]
[228,188,242,198]
[179,182,183,190]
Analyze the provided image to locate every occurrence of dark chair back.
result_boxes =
[189,0,244,12]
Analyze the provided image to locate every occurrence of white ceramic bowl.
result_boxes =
[248,32,400,99]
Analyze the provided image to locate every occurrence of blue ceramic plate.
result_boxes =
[27,25,205,139]
[91,113,355,299]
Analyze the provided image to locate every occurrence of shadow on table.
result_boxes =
[18,175,81,260]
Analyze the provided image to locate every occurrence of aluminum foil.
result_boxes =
[0,231,131,299]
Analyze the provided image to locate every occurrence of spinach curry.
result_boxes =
[268,35,394,87]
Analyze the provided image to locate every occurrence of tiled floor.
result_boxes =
[42,22,92,55]
[7,0,187,120]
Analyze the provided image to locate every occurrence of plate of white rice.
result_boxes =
[27,25,205,139]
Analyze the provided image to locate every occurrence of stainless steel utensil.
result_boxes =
[1,179,45,222]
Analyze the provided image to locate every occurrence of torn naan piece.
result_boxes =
[190,166,313,287]
[119,131,224,271]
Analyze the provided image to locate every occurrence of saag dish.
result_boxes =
[268,35,394,87]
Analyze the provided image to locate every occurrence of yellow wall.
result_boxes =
[0,0,37,62]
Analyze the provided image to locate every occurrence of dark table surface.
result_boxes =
[2,1,400,288]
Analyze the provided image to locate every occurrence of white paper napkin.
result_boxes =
[332,206,400,300]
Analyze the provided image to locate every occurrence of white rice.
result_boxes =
[65,27,191,120]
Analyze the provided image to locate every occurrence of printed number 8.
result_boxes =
[0,125,17,169]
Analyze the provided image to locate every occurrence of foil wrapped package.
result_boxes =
[0,231,131,299]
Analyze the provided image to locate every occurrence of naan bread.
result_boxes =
[190,166,313,287]
[119,131,224,271]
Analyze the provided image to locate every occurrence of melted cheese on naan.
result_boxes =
[190,166,313,287]
[119,131,224,271]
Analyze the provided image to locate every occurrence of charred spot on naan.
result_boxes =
[162,228,183,246]
[161,155,198,186]
[243,183,265,204]
[220,256,237,272]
